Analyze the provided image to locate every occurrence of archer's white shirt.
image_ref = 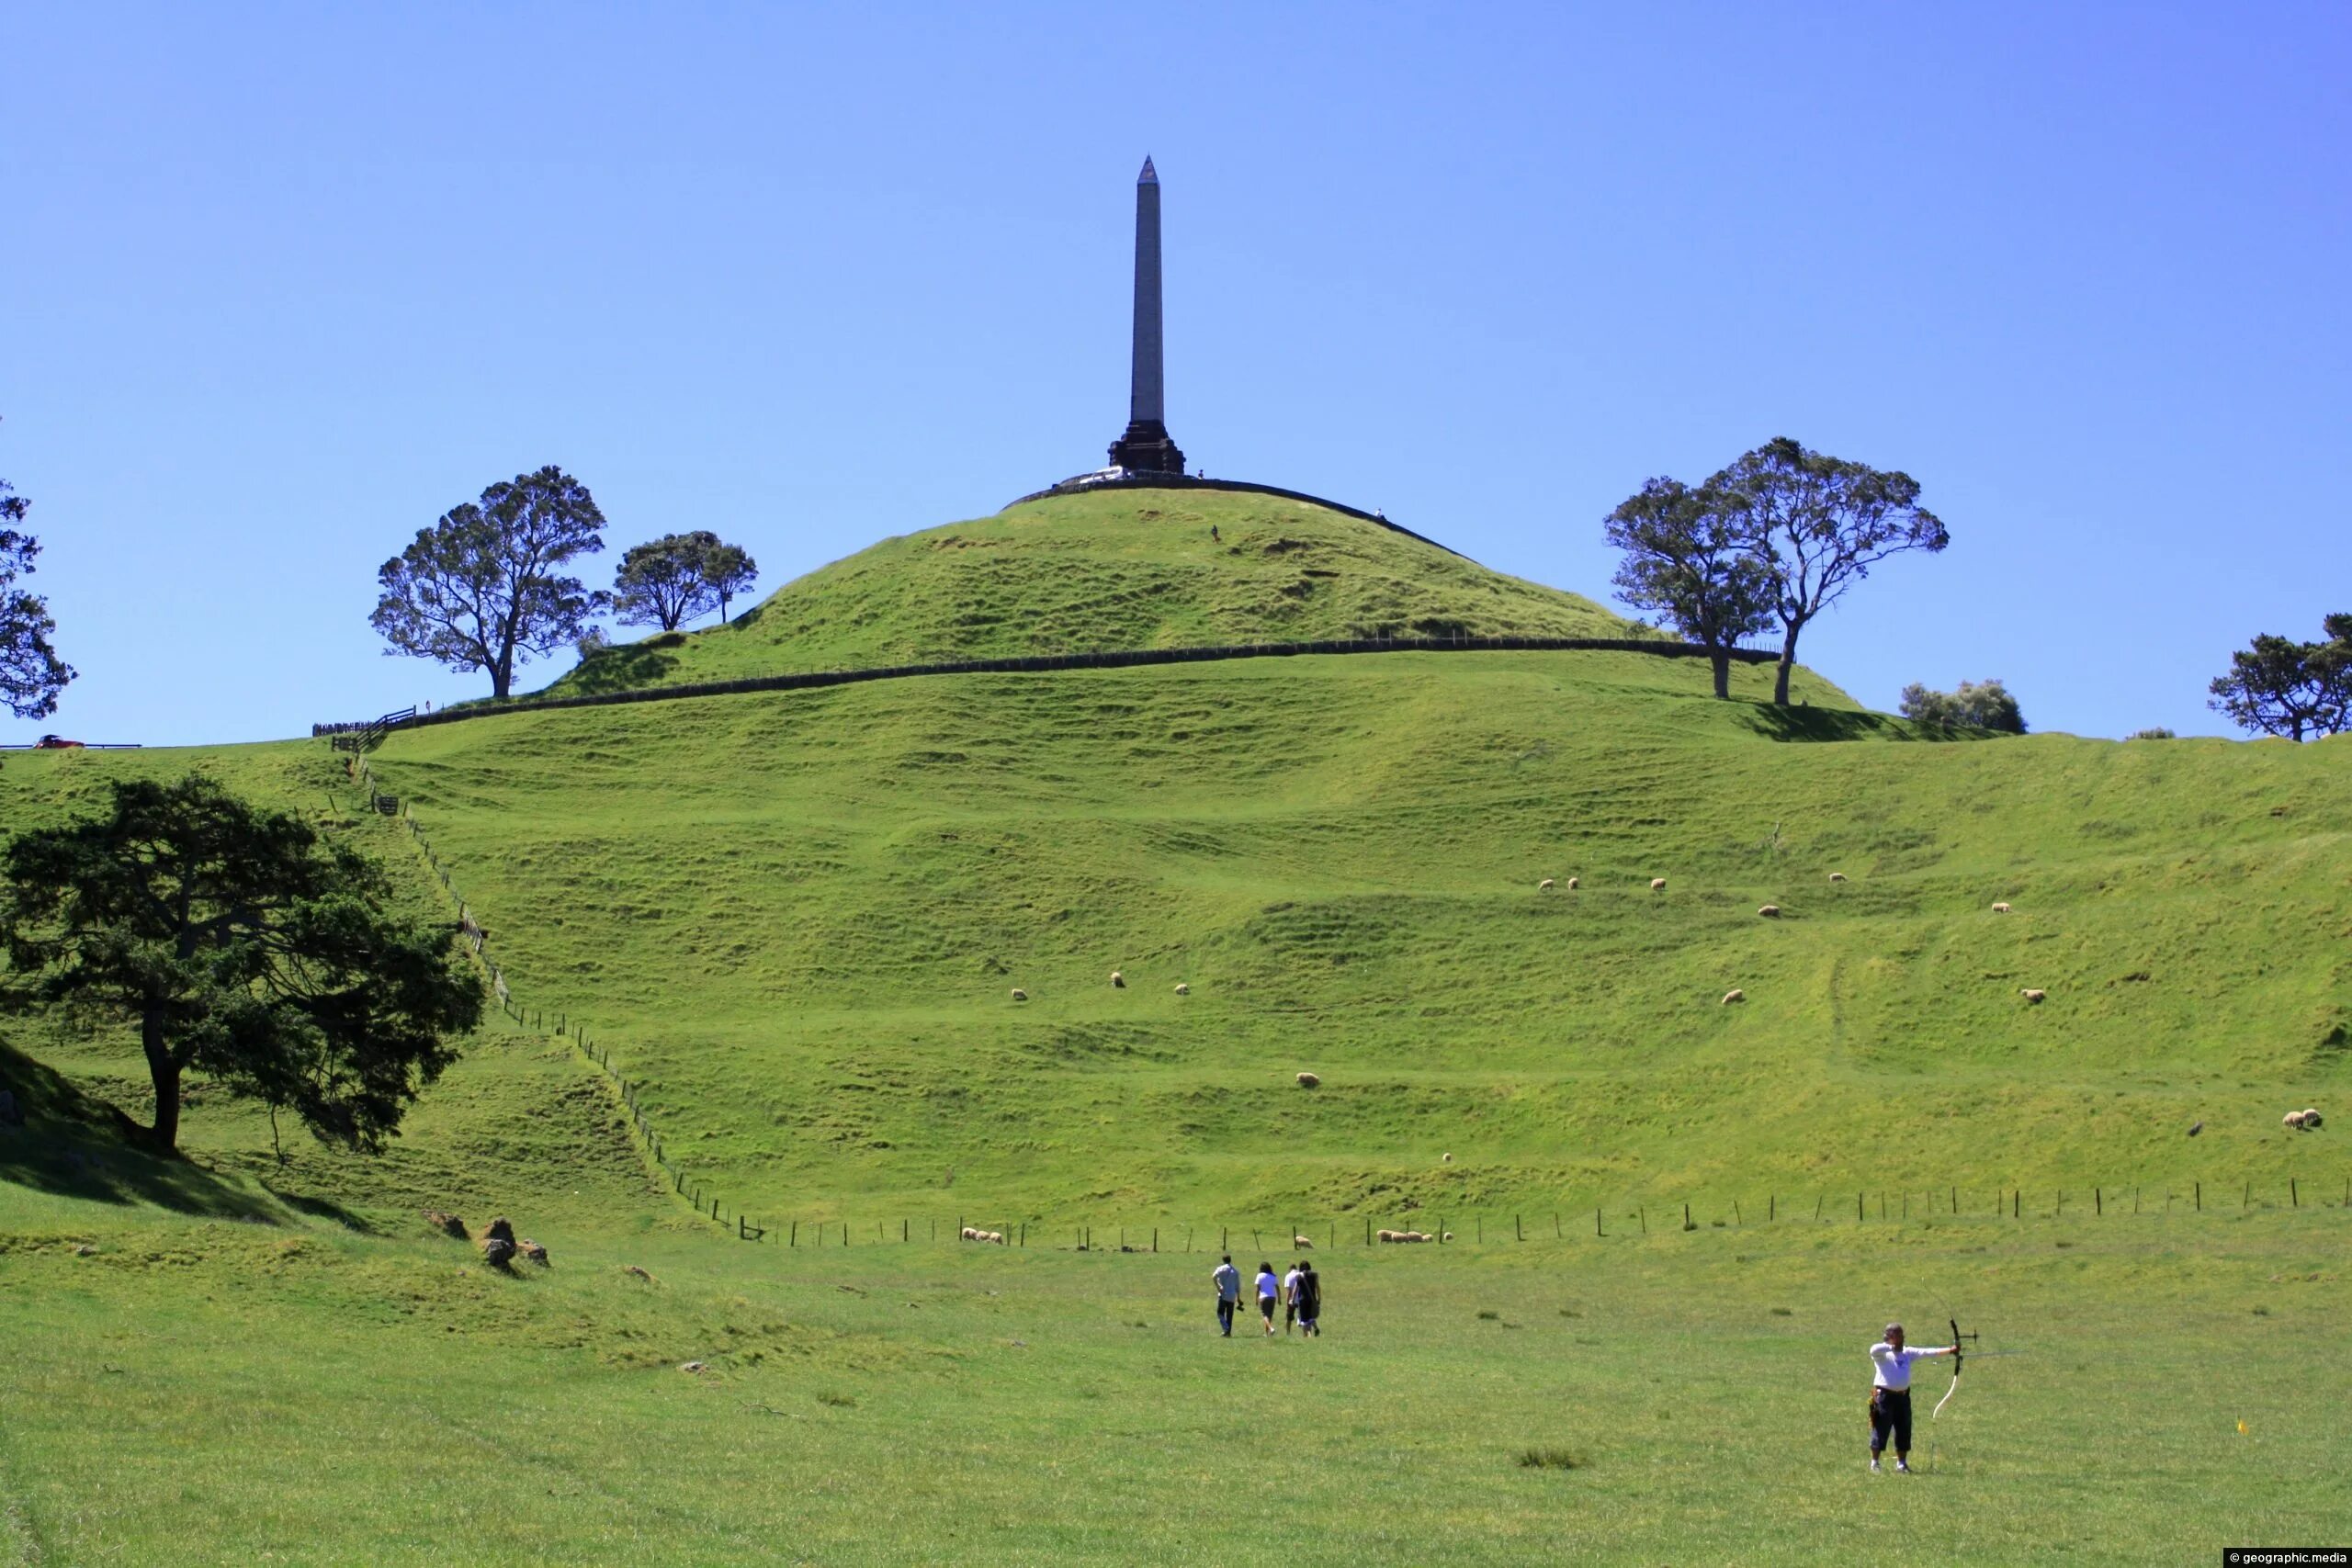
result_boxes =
[1869,1342,1948,1390]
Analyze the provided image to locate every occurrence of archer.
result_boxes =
[1866,1322,1959,1473]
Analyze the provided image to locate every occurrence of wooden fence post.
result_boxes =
[2195,1181,2201,1212]
[1516,1214,1523,1242]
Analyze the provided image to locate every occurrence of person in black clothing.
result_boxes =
[1293,1262,1321,1337]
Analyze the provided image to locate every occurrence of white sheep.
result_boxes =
[1010,987,1028,1001]
[1566,876,1579,890]
[2020,987,2046,1003]
[1376,1228,1400,1244]
[1110,970,1125,988]
[1651,878,1668,892]
[1296,1071,1320,1089]
[1991,901,2013,914]
[1441,1231,1454,1242]
[2284,1111,2307,1130]
[961,1226,979,1241]
[1292,1235,1313,1249]
[1442,1152,1453,1163]
[1539,878,1555,892]
[1723,988,1746,1005]
[1173,982,1191,996]
[1828,872,1848,883]
[1758,904,1781,919]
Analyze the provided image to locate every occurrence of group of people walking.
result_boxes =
[1211,1255,1320,1337]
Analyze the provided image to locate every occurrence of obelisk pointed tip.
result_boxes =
[1137,155,1158,184]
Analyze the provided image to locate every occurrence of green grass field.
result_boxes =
[4,491,2347,1562]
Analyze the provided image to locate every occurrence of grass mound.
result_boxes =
[548,489,1660,698]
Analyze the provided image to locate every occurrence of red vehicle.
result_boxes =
[34,735,85,749]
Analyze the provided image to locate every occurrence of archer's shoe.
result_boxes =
[1869,1459,1882,1472]
[1895,1461,1911,1473]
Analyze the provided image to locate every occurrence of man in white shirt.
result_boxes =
[1211,1256,1241,1337]
[1867,1322,1957,1472]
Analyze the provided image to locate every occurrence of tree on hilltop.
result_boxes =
[1710,437,1950,705]
[2208,615,2352,740]
[1900,678,2027,734]
[611,531,759,632]
[371,466,607,698]
[1603,477,1775,699]
[2,431,74,721]
[2,775,482,1153]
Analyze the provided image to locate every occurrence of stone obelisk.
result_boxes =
[1107,156,1185,475]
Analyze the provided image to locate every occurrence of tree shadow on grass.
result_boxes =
[0,1036,275,1221]
[1737,705,2005,744]
[563,641,682,694]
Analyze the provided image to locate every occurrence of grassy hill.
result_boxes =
[5,508,2350,1562]
[546,489,1676,698]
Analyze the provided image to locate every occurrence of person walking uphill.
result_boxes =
[1281,1261,1306,1335]
[1255,1262,1281,1336]
[1212,1256,1241,1337]
[1867,1322,1957,1472]
[1293,1262,1321,1337]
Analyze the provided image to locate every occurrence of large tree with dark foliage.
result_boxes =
[702,538,757,625]
[1711,437,1950,705]
[611,531,761,631]
[1,776,482,1152]
[1604,477,1776,699]
[2208,615,2352,740]
[371,466,606,698]
[2,448,74,720]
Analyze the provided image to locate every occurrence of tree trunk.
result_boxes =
[1774,623,1803,705]
[491,658,512,699]
[141,1007,182,1150]
[1710,649,1732,700]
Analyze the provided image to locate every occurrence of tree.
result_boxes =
[2207,615,2352,740]
[613,531,720,631]
[702,538,758,625]
[1899,678,2027,734]
[371,466,606,698]
[1711,437,1950,705]
[611,531,759,631]
[1,775,482,1153]
[1603,477,1775,699]
[2,456,74,721]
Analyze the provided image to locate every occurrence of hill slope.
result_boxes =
[302,647,2352,1226]
[548,488,1693,699]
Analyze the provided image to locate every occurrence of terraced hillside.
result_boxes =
[338,646,2349,1230]
[547,488,1661,698]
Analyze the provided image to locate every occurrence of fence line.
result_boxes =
[316,633,1776,738]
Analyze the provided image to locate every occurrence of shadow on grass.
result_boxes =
[1738,705,2010,744]
[0,1036,271,1220]
[562,641,682,694]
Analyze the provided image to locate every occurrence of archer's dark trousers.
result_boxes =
[1869,1388,1913,1453]
[1216,1299,1236,1336]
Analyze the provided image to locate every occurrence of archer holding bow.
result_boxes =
[1865,1322,1959,1473]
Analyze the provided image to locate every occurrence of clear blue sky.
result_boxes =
[6,4,2346,745]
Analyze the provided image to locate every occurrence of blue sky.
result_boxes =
[6,4,2346,745]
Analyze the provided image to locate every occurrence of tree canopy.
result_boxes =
[1899,678,2027,734]
[1,775,482,1152]
[371,466,606,698]
[611,530,756,632]
[2,453,74,721]
[1709,437,1949,705]
[2208,615,2351,740]
[1603,477,1775,699]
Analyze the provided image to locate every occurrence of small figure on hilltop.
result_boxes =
[1866,1322,1958,1473]
[1211,1254,1241,1337]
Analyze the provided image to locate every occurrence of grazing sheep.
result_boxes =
[1110,970,1125,988]
[1010,987,1027,1001]
[1173,982,1190,995]
[2305,1108,2323,1128]
[1651,878,1668,892]
[1296,1072,1320,1089]
[1758,904,1781,919]
[990,1231,1007,1245]
[2020,987,2046,1003]
[1722,988,1746,1005]
[1539,878,1555,892]
[621,1265,655,1283]
[1566,876,1579,890]
[1293,1235,1313,1249]
[1828,872,1848,883]
[2283,1111,2307,1130]
[1991,901,2012,914]
[961,1226,979,1241]
[1442,1152,1453,1163]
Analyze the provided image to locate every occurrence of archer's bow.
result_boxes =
[1933,1315,1978,1418]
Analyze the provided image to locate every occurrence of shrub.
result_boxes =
[575,626,610,662]
[1900,678,2027,734]
[1518,1447,1584,1471]
[2126,727,2176,740]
